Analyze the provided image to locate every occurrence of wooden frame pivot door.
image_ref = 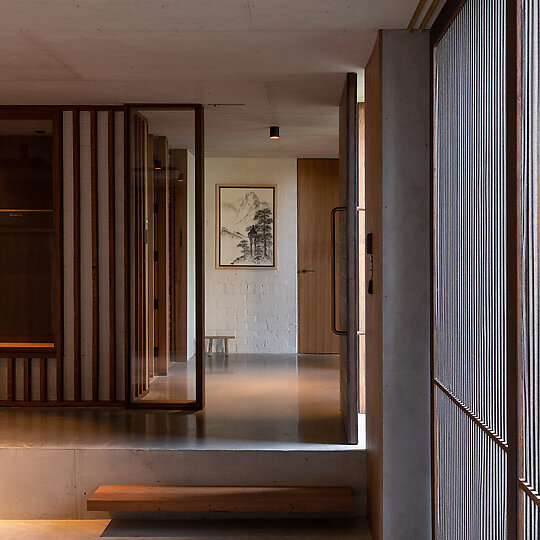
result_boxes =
[126,104,205,409]
[338,73,359,444]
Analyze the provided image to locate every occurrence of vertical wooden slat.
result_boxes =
[39,358,47,401]
[7,358,15,401]
[515,2,524,538]
[147,135,156,377]
[195,104,205,409]
[169,149,176,354]
[73,110,82,402]
[90,110,100,401]
[507,0,520,537]
[168,149,188,361]
[154,136,170,378]
[124,107,131,402]
[23,358,30,401]
[142,122,149,391]
[108,111,117,401]
[339,72,359,444]
[134,115,141,398]
[137,118,141,394]
[54,110,64,400]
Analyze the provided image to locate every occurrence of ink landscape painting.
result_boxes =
[217,185,276,268]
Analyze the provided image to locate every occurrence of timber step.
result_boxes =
[87,485,354,513]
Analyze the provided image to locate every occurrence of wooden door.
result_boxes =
[297,159,340,354]
[338,73,359,444]
[169,149,188,360]
[146,134,155,379]
[153,136,170,376]
[130,111,150,399]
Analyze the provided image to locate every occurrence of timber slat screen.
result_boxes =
[0,106,126,405]
[432,0,540,537]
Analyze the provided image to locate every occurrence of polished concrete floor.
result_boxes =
[0,519,372,539]
[140,359,196,402]
[0,354,366,450]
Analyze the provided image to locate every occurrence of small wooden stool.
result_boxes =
[205,335,235,357]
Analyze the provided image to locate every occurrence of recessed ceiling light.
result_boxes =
[270,126,279,139]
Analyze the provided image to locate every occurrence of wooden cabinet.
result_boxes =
[0,115,62,355]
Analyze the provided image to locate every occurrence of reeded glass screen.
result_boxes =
[434,0,508,536]
[521,0,540,532]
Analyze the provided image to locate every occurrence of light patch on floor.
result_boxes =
[0,520,109,540]
[0,519,372,539]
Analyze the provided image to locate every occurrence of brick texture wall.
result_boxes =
[205,158,297,354]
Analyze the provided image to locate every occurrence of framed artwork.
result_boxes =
[216,184,276,269]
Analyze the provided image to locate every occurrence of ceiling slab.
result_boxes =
[0,0,429,157]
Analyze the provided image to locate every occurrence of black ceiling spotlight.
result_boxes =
[270,126,279,139]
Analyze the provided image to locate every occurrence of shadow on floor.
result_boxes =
[101,518,371,539]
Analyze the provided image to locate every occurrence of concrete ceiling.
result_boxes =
[0,0,440,157]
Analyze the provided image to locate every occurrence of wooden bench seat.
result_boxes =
[87,485,354,513]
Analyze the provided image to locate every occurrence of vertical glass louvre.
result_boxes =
[436,389,507,538]
[524,495,539,538]
[434,0,508,537]
[521,0,540,521]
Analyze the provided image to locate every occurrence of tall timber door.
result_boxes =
[336,73,359,444]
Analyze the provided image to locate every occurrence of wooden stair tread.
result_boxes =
[87,485,354,513]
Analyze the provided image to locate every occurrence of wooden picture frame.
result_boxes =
[216,184,277,269]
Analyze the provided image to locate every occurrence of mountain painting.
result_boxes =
[216,185,276,268]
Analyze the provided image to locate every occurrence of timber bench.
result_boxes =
[205,335,235,357]
[87,485,354,513]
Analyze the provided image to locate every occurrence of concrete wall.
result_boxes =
[205,158,297,354]
[0,448,366,519]
[380,30,432,539]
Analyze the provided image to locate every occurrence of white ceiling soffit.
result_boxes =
[0,0,431,157]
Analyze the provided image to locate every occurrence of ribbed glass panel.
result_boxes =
[524,494,540,538]
[521,0,540,500]
[434,0,508,536]
[436,388,507,539]
[435,0,507,442]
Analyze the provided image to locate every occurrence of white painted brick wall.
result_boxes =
[205,158,297,354]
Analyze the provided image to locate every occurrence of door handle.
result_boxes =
[331,206,347,336]
[300,269,315,274]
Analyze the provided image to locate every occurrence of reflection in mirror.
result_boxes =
[129,109,197,404]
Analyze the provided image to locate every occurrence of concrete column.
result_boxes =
[366,29,432,540]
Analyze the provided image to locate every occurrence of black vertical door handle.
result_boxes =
[331,206,347,336]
